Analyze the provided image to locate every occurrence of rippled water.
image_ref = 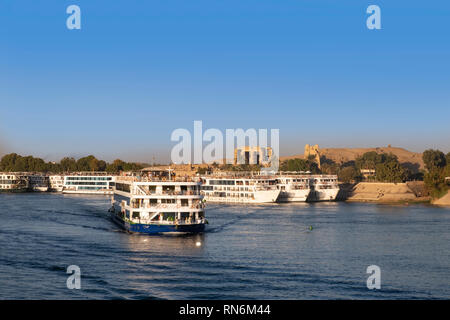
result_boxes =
[0,193,449,299]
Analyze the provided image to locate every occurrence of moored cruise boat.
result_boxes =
[110,175,206,234]
[49,175,64,192]
[276,174,311,202]
[308,175,339,202]
[200,174,280,203]
[62,173,115,194]
[0,173,29,192]
[28,174,49,192]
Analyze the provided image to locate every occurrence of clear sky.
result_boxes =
[1,0,449,163]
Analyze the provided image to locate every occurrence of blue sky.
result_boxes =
[1,0,449,163]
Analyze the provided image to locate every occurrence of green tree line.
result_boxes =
[0,153,146,173]
[279,151,426,184]
[422,149,450,198]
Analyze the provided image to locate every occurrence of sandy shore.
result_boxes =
[433,191,450,206]
[345,182,430,203]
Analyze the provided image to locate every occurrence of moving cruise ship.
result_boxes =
[0,173,29,192]
[200,174,280,203]
[308,175,340,201]
[62,173,115,194]
[276,174,311,202]
[110,174,206,234]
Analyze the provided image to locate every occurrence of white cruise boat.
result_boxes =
[200,174,280,203]
[110,174,206,234]
[62,173,115,194]
[49,175,64,192]
[0,173,29,192]
[308,175,339,201]
[276,174,311,202]
[29,174,49,192]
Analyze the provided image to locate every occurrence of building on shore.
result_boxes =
[234,147,272,166]
[360,169,376,180]
[304,144,321,169]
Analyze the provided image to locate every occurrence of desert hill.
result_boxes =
[281,146,424,170]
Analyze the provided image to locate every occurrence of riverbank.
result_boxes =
[344,182,431,204]
[433,191,450,206]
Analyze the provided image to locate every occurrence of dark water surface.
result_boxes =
[0,193,449,299]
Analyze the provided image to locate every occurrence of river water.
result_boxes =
[0,193,449,299]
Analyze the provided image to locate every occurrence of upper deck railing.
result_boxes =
[115,176,202,183]
[201,172,279,180]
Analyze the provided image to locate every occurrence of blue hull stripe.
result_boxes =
[111,215,205,234]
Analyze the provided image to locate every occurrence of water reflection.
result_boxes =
[121,232,206,255]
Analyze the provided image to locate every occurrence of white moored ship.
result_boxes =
[110,173,206,234]
[62,173,115,194]
[0,173,29,192]
[49,175,64,192]
[28,174,49,192]
[308,175,339,201]
[200,174,280,203]
[276,174,311,202]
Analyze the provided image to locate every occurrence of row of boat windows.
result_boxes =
[78,186,105,190]
[204,186,255,192]
[127,211,204,220]
[0,176,22,179]
[205,192,255,198]
[208,180,276,186]
[65,182,109,186]
[207,180,276,186]
[0,185,16,189]
[133,199,190,205]
[208,180,236,185]
[0,180,21,184]
[116,183,131,192]
[65,177,112,181]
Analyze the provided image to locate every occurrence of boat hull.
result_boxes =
[0,189,28,193]
[203,189,280,204]
[308,189,340,202]
[278,190,310,202]
[111,214,205,235]
[32,187,49,192]
[254,189,281,203]
[63,189,113,195]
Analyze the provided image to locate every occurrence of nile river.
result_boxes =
[0,193,449,299]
